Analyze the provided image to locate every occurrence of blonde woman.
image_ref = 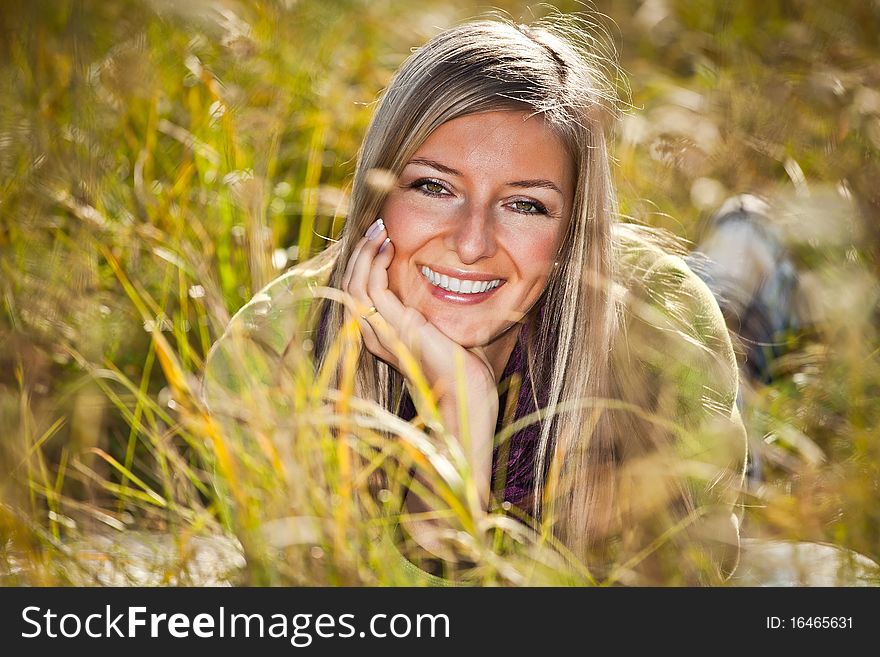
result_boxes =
[204,17,747,585]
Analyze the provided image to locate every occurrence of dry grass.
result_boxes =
[1,0,879,585]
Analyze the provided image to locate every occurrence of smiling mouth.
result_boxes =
[420,266,504,294]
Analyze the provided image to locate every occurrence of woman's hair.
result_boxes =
[312,16,714,568]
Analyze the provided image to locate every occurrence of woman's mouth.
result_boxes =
[420,265,504,303]
[420,265,502,293]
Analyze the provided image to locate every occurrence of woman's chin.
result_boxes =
[428,318,505,350]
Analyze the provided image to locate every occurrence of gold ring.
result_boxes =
[360,306,378,320]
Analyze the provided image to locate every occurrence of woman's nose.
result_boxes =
[446,202,497,264]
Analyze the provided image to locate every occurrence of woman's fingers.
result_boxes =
[341,218,400,362]
[344,219,385,307]
[342,217,383,291]
[352,233,428,370]
[342,218,387,324]
[365,237,406,322]
[358,236,408,362]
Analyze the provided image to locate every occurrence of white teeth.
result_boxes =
[421,266,502,294]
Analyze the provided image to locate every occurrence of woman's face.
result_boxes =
[380,110,573,353]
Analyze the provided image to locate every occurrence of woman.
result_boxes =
[204,17,747,585]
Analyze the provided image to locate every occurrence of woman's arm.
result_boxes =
[399,377,499,561]
[618,245,748,582]
[340,219,500,562]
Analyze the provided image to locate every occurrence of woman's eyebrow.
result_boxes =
[406,158,462,176]
[508,179,564,197]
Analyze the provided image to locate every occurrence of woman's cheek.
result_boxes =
[386,257,408,300]
[386,195,453,235]
[509,227,559,273]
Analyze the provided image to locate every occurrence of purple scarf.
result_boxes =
[394,324,549,515]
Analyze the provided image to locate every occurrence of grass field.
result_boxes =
[1,0,879,585]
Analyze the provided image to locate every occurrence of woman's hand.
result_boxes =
[341,218,498,404]
[341,218,500,554]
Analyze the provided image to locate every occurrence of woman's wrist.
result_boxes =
[436,385,498,510]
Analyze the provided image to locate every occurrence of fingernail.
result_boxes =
[365,217,384,240]
[378,237,391,254]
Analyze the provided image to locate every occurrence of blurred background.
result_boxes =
[1,0,878,584]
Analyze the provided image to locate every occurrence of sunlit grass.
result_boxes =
[1,0,879,586]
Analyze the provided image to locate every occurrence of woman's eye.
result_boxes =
[510,200,548,215]
[411,179,449,196]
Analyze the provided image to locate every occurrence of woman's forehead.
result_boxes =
[408,111,573,191]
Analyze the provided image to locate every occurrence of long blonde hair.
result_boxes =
[314,17,721,570]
